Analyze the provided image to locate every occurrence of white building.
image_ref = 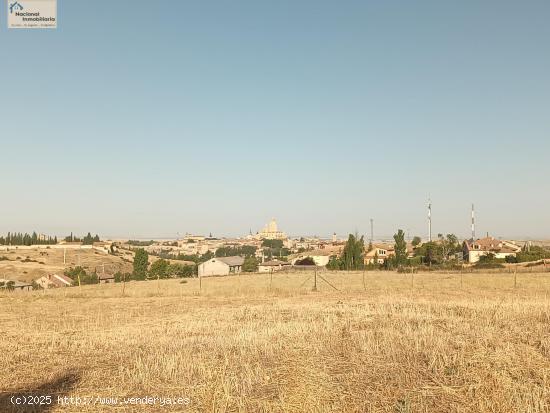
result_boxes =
[463,237,521,263]
[364,244,395,265]
[292,250,333,266]
[198,256,245,277]
[35,273,74,289]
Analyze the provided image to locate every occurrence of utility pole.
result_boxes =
[471,204,476,240]
[427,199,432,242]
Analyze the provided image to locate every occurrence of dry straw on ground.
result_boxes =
[1,271,550,412]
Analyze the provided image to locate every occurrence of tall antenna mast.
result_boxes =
[427,199,432,242]
[471,204,476,240]
[370,218,374,242]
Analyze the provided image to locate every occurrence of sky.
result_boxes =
[1,0,549,240]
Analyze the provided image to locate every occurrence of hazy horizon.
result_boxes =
[2,1,549,240]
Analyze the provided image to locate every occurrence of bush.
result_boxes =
[326,257,342,270]
[169,264,196,278]
[114,272,131,283]
[149,259,170,279]
[65,266,99,285]
[31,281,43,291]
[295,257,316,266]
[242,257,259,272]
[516,246,550,263]
[473,253,505,269]
[0,281,16,291]
[505,255,518,264]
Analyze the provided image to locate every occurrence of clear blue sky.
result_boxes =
[1,0,549,240]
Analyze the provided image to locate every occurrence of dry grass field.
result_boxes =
[1,271,550,412]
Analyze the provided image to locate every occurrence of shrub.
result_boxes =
[505,255,518,264]
[295,257,316,266]
[242,257,259,273]
[64,266,98,285]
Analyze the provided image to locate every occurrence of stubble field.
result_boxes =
[1,271,550,412]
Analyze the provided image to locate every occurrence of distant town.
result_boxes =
[1,217,549,292]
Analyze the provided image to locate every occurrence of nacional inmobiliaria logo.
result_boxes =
[9,1,24,14]
[7,0,57,29]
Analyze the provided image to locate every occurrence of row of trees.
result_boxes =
[127,240,155,246]
[410,234,462,266]
[216,245,257,258]
[513,245,550,263]
[65,266,100,285]
[132,249,196,280]
[133,248,261,279]
[0,232,57,246]
[64,232,101,245]
[326,230,465,271]
[261,239,291,259]
[0,231,102,246]
[327,234,366,270]
[167,251,214,263]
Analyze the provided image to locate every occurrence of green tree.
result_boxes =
[295,257,316,266]
[393,229,408,266]
[133,248,149,280]
[64,266,98,285]
[216,245,257,258]
[414,242,441,265]
[168,264,196,278]
[242,257,259,272]
[199,251,214,263]
[341,233,365,270]
[516,245,550,263]
[83,232,93,245]
[411,236,422,247]
[262,239,284,249]
[326,256,342,270]
[149,259,170,279]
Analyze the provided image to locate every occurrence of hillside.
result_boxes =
[0,247,134,283]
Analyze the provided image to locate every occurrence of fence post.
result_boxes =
[313,267,318,291]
